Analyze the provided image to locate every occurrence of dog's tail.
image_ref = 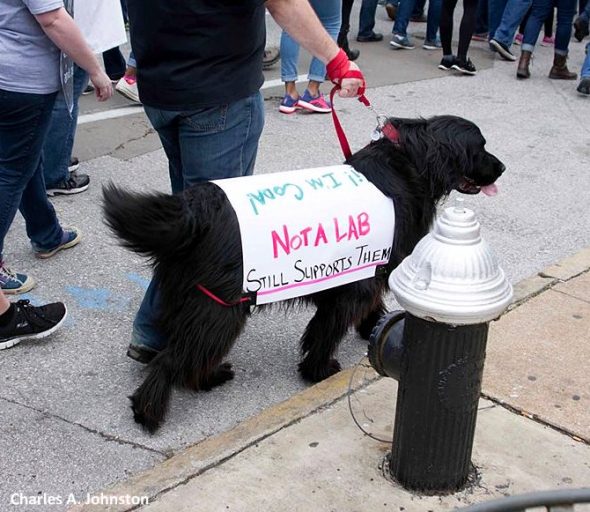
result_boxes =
[130,354,175,433]
[102,183,195,260]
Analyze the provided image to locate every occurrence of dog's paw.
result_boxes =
[298,359,342,383]
[200,362,235,391]
[129,395,161,434]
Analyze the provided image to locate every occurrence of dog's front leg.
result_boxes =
[356,300,387,340]
[298,305,352,382]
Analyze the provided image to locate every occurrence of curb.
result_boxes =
[73,247,590,512]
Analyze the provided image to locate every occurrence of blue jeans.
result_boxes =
[488,0,508,38]
[393,0,442,40]
[387,0,427,16]
[132,92,265,351]
[280,0,341,83]
[492,0,532,45]
[582,42,590,77]
[42,65,89,188]
[359,0,380,36]
[522,0,576,53]
[0,89,63,260]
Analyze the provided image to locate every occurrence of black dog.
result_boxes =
[103,115,505,433]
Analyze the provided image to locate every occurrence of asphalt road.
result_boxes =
[1,8,589,511]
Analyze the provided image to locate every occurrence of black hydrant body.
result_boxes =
[369,201,513,494]
[390,314,488,491]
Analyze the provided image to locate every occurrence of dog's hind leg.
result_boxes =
[130,351,176,434]
[298,305,352,382]
[356,300,387,340]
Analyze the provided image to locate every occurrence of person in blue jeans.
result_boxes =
[42,65,91,196]
[279,0,341,114]
[124,0,366,364]
[489,0,533,60]
[577,42,590,94]
[390,0,442,49]
[574,0,590,40]
[358,0,385,40]
[0,0,112,295]
[516,0,577,79]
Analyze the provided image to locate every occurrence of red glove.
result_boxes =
[326,49,366,97]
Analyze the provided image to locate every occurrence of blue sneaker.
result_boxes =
[298,89,332,113]
[0,263,35,295]
[34,227,82,259]
[423,37,442,50]
[279,94,300,114]
[390,34,415,49]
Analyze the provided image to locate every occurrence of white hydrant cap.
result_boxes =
[389,199,513,325]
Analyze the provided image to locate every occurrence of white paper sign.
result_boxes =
[213,165,395,305]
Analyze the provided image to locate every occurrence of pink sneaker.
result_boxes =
[297,89,332,113]
[541,35,555,46]
[514,33,523,45]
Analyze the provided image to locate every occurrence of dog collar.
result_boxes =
[381,122,400,144]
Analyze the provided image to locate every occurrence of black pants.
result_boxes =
[440,0,478,58]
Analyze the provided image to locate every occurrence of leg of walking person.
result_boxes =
[549,0,577,78]
[455,0,480,72]
[519,0,553,77]
[0,90,67,293]
[43,65,90,196]
[439,0,459,67]
[391,0,419,48]
[488,0,509,39]
[490,0,533,59]
[338,0,361,60]
[102,46,126,82]
[425,0,443,47]
[358,0,384,40]
[475,0,489,37]
[577,41,590,94]
[302,0,340,112]
[279,25,302,113]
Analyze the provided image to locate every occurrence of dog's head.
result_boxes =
[389,115,505,198]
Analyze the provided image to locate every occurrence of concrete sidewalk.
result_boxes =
[74,249,590,512]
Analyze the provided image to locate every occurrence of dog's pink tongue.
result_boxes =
[481,184,498,196]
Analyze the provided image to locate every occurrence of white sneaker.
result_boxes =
[115,76,141,103]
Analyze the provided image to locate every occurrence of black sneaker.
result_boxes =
[82,84,94,95]
[577,77,590,96]
[452,58,477,75]
[46,173,90,196]
[438,56,457,71]
[489,39,516,61]
[127,343,160,364]
[573,16,590,42]
[0,300,67,350]
[68,157,80,173]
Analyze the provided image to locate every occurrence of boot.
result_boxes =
[516,50,532,79]
[549,53,577,80]
[337,25,360,61]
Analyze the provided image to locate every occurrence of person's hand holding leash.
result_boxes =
[326,49,366,98]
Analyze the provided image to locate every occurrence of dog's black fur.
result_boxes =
[103,115,505,433]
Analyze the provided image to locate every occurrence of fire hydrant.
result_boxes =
[369,200,513,493]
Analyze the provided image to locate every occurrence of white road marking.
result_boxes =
[77,74,308,125]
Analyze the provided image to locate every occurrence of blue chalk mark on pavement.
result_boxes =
[126,272,150,291]
[65,286,130,312]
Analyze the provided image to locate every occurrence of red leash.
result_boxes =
[329,83,371,160]
[196,284,251,307]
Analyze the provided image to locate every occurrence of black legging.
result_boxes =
[440,0,478,59]
[342,0,355,31]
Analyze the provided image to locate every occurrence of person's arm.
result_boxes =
[34,7,112,101]
[266,0,364,98]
